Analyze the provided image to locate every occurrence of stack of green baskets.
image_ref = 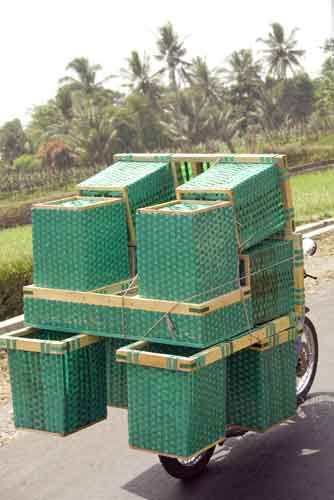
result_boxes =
[178,160,287,250]
[227,328,297,431]
[137,200,239,302]
[0,328,107,434]
[78,157,175,234]
[32,196,129,291]
[243,239,295,325]
[116,340,229,457]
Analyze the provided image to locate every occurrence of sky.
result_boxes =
[0,0,331,126]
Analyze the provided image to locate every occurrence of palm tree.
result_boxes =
[59,57,114,94]
[223,49,263,132]
[156,22,191,91]
[258,23,305,79]
[189,56,223,103]
[161,90,211,146]
[122,51,164,104]
[208,106,243,153]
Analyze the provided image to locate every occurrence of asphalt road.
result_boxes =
[1,282,334,500]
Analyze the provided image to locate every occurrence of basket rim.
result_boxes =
[32,195,123,211]
[0,327,102,354]
[137,199,232,216]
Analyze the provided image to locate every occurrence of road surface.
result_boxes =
[1,282,334,500]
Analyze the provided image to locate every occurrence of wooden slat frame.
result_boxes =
[32,195,123,211]
[116,314,296,372]
[0,327,102,354]
[23,283,251,317]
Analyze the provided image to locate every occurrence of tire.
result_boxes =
[296,316,318,404]
[158,446,216,480]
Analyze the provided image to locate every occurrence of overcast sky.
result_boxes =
[0,0,331,125]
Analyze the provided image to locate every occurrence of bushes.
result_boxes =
[0,262,32,321]
[263,143,334,166]
[0,226,32,321]
[13,154,42,170]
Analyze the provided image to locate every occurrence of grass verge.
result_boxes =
[291,169,334,224]
[0,225,32,321]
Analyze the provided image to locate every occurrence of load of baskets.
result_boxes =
[1,153,304,459]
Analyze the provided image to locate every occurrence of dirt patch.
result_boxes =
[0,350,10,407]
[304,232,334,294]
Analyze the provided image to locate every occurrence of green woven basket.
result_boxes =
[243,238,294,325]
[32,196,129,291]
[116,341,229,458]
[177,160,287,250]
[0,328,107,434]
[78,158,175,237]
[106,338,131,408]
[227,328,297,431]
[24,290,253,348]
[137,200,239,302]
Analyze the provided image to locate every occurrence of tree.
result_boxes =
[208,105,244,153]
[223,49,263,132]
[156,22,191,91]
[65,98,118,166]
[122,51,164,105]
[278,74,315,125]
[59,57,114,95]
[161,90,211,146]
[258,23,305,79]
[0,119,27,164]
[188,57,223,103]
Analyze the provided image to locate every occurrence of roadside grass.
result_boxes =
[291,169,334,224]
[0,225,32,321]
[0,225,32,270]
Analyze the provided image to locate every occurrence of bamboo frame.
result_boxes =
[23,283,251,317]
[0,327,102,354]
[32,195,123,211]
[137,199,232,216]
[116,315,296,372]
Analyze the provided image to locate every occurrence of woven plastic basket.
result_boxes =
[242,238,294,325]
[32,196,129,291]
[177,160,287,250]
[24,285,253,348]
[116,341,230,458]
[78,157,175,242]
[227,328,297,431]
[106,338,131,408]
[137,200,239,302]
[0,328,107,434]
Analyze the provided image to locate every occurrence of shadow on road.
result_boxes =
[123,393,334,500]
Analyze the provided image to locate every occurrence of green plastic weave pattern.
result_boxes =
[244,239,294,325]
[227,335,297,431]
[106,338,131,408]
[32,200,129,291]
[7,331,107,434]
[137,203,239,302]
[79,160,175,229]
[179,162,286,250]
[127,344,226,457]
[24,295,253,348]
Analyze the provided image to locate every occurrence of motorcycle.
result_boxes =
[159,237,319,480]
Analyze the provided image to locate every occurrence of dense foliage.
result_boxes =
[1,22,334,170]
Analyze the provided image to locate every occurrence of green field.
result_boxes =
[291,169,334,224]
[0,225,32,272]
